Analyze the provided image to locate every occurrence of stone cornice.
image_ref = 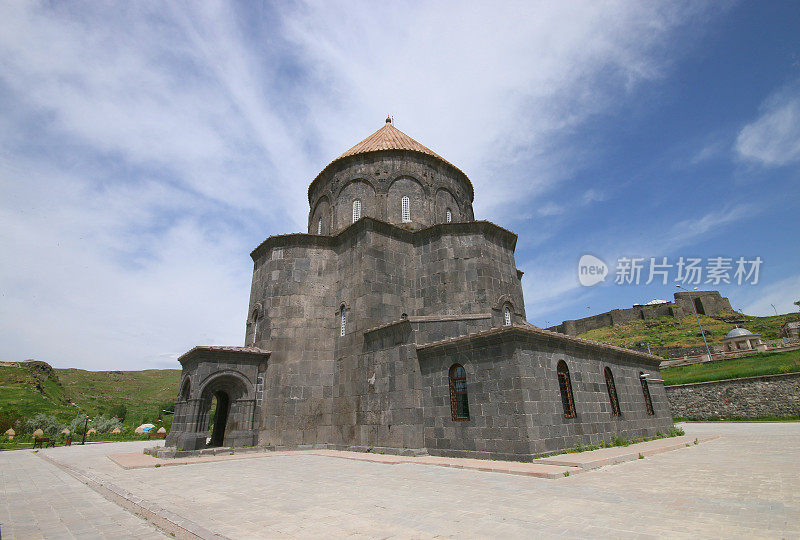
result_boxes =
[250,217,518,262]
[178,346,271,366]
[415,325,663,367]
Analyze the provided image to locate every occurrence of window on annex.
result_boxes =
[449,364,469,421]
[640,372,654,415]
[340,305,347,337]
[605,367,621,416]
[557,360,576,418]
[401,196,411,223]
[503,306,512,326]
[352,199,362,223]
[446,208,452,223]
[317,218,323,235]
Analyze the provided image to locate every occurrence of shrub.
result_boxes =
[667,426,685,437]
[69,413,89,436]
[611,434,630,447]
[23,413,64,437]
[109,404,127,422]
[92,415,122,433]
[0,409,24,432]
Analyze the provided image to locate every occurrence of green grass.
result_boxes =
[0,362,180,427]
[578,310,796,351]
[675,415,800,422]
[536,425,685,459]
[55,368,180,423]
[661,349,800,386]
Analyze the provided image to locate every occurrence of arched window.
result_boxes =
[250,307,260,346]
[557,360,576,418]
[317,218,322,235]
[449,364,469,420]
[605,367,620,416]
[179,378,191,401]
[352,199,361,223]
[640,372,654,415]
[503,306,512,326]
[340,305,347,337]
[446,208,452,223]
[401,196,410,223]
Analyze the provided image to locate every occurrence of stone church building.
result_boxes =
[167,119,673,460]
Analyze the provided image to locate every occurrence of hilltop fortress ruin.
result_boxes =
[547,291,734,337]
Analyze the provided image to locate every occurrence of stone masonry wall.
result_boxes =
[309,151,474,234]
[665,372,800,419]
[246,218,523,449]
[418,329,673,461]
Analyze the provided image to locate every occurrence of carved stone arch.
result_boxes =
[493,294,515,311]
[179,376,192,401]
[336,177,377,198]
[435,187,459,223]
[387,175,428,225]
[309,195,331,234]
[197,370,255,400]
[249,302,263,323]
[387,174,429,196]
[337,178,377,230]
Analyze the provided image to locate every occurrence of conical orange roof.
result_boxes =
[336,119,449,164]
[310,119,471,199]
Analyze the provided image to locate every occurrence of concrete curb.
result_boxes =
[35,451,229,540]
[536,435,718,469]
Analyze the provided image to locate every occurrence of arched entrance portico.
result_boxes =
[195,372,255,448]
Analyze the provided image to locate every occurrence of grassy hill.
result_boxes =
[661,349,800,386]
[0,361,180,426]
[577,311,796,353]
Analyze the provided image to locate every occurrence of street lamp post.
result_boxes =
[677,285,713,361]
[81,415,89,445]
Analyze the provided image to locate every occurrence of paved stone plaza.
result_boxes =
[1,422,798,539]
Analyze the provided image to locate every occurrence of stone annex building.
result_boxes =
[166,119,673,460]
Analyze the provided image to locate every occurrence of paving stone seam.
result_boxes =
[34,451,230,540]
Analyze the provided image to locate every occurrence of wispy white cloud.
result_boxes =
[740,273,800,316]
[0,1,718,369]
[537,202,565,217]
[735,82,800,167]
[520,204,755,322]
[581,189,607,205]
[658,204,752,253]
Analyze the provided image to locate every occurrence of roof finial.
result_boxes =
[386,115,392,124]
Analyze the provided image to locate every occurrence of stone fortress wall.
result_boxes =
[548,290,733,337]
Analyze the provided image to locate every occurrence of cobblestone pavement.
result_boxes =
[4,422,800,539]
[0,446,166,539]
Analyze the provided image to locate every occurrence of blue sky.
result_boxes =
[0,1,798,370]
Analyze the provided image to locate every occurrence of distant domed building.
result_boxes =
[167,119,673,460]
[721,327,767,353]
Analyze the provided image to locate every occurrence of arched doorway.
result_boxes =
[196,373,250,448]
[209,391,231,447]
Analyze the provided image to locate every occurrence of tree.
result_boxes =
[109,403,127,422]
